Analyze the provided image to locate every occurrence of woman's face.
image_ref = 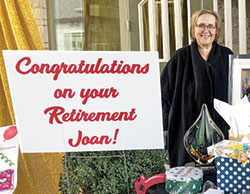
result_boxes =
[194,14,217,48]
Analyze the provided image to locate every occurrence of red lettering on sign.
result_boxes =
[80,87,119,104]
[43,106,137,124]
[68,129,119,147]
[15,57,150,80]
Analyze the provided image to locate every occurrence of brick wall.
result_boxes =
[29,0,49,49]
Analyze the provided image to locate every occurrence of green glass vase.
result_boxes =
[183,104,225,165]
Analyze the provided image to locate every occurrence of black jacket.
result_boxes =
[161,41,233,167]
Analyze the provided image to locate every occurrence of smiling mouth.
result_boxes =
[201,35,211,38]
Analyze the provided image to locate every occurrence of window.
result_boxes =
[47,0,121,51]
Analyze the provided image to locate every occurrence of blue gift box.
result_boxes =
[216,157,250,194]
[208,140,250,194]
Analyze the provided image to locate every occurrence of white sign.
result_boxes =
[3,51,164,153]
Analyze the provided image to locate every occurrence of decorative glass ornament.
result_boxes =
[183,104,225,165]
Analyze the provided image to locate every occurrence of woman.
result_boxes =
[161,9,233,167]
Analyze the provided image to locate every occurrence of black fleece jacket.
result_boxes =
[161,41,233,167]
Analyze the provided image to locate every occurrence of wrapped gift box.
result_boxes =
[165,166,203,193]
[208,140,250,194]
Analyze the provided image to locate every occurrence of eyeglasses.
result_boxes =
[195,23,216,30]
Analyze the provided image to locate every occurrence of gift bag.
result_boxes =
[0,125,18,194]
